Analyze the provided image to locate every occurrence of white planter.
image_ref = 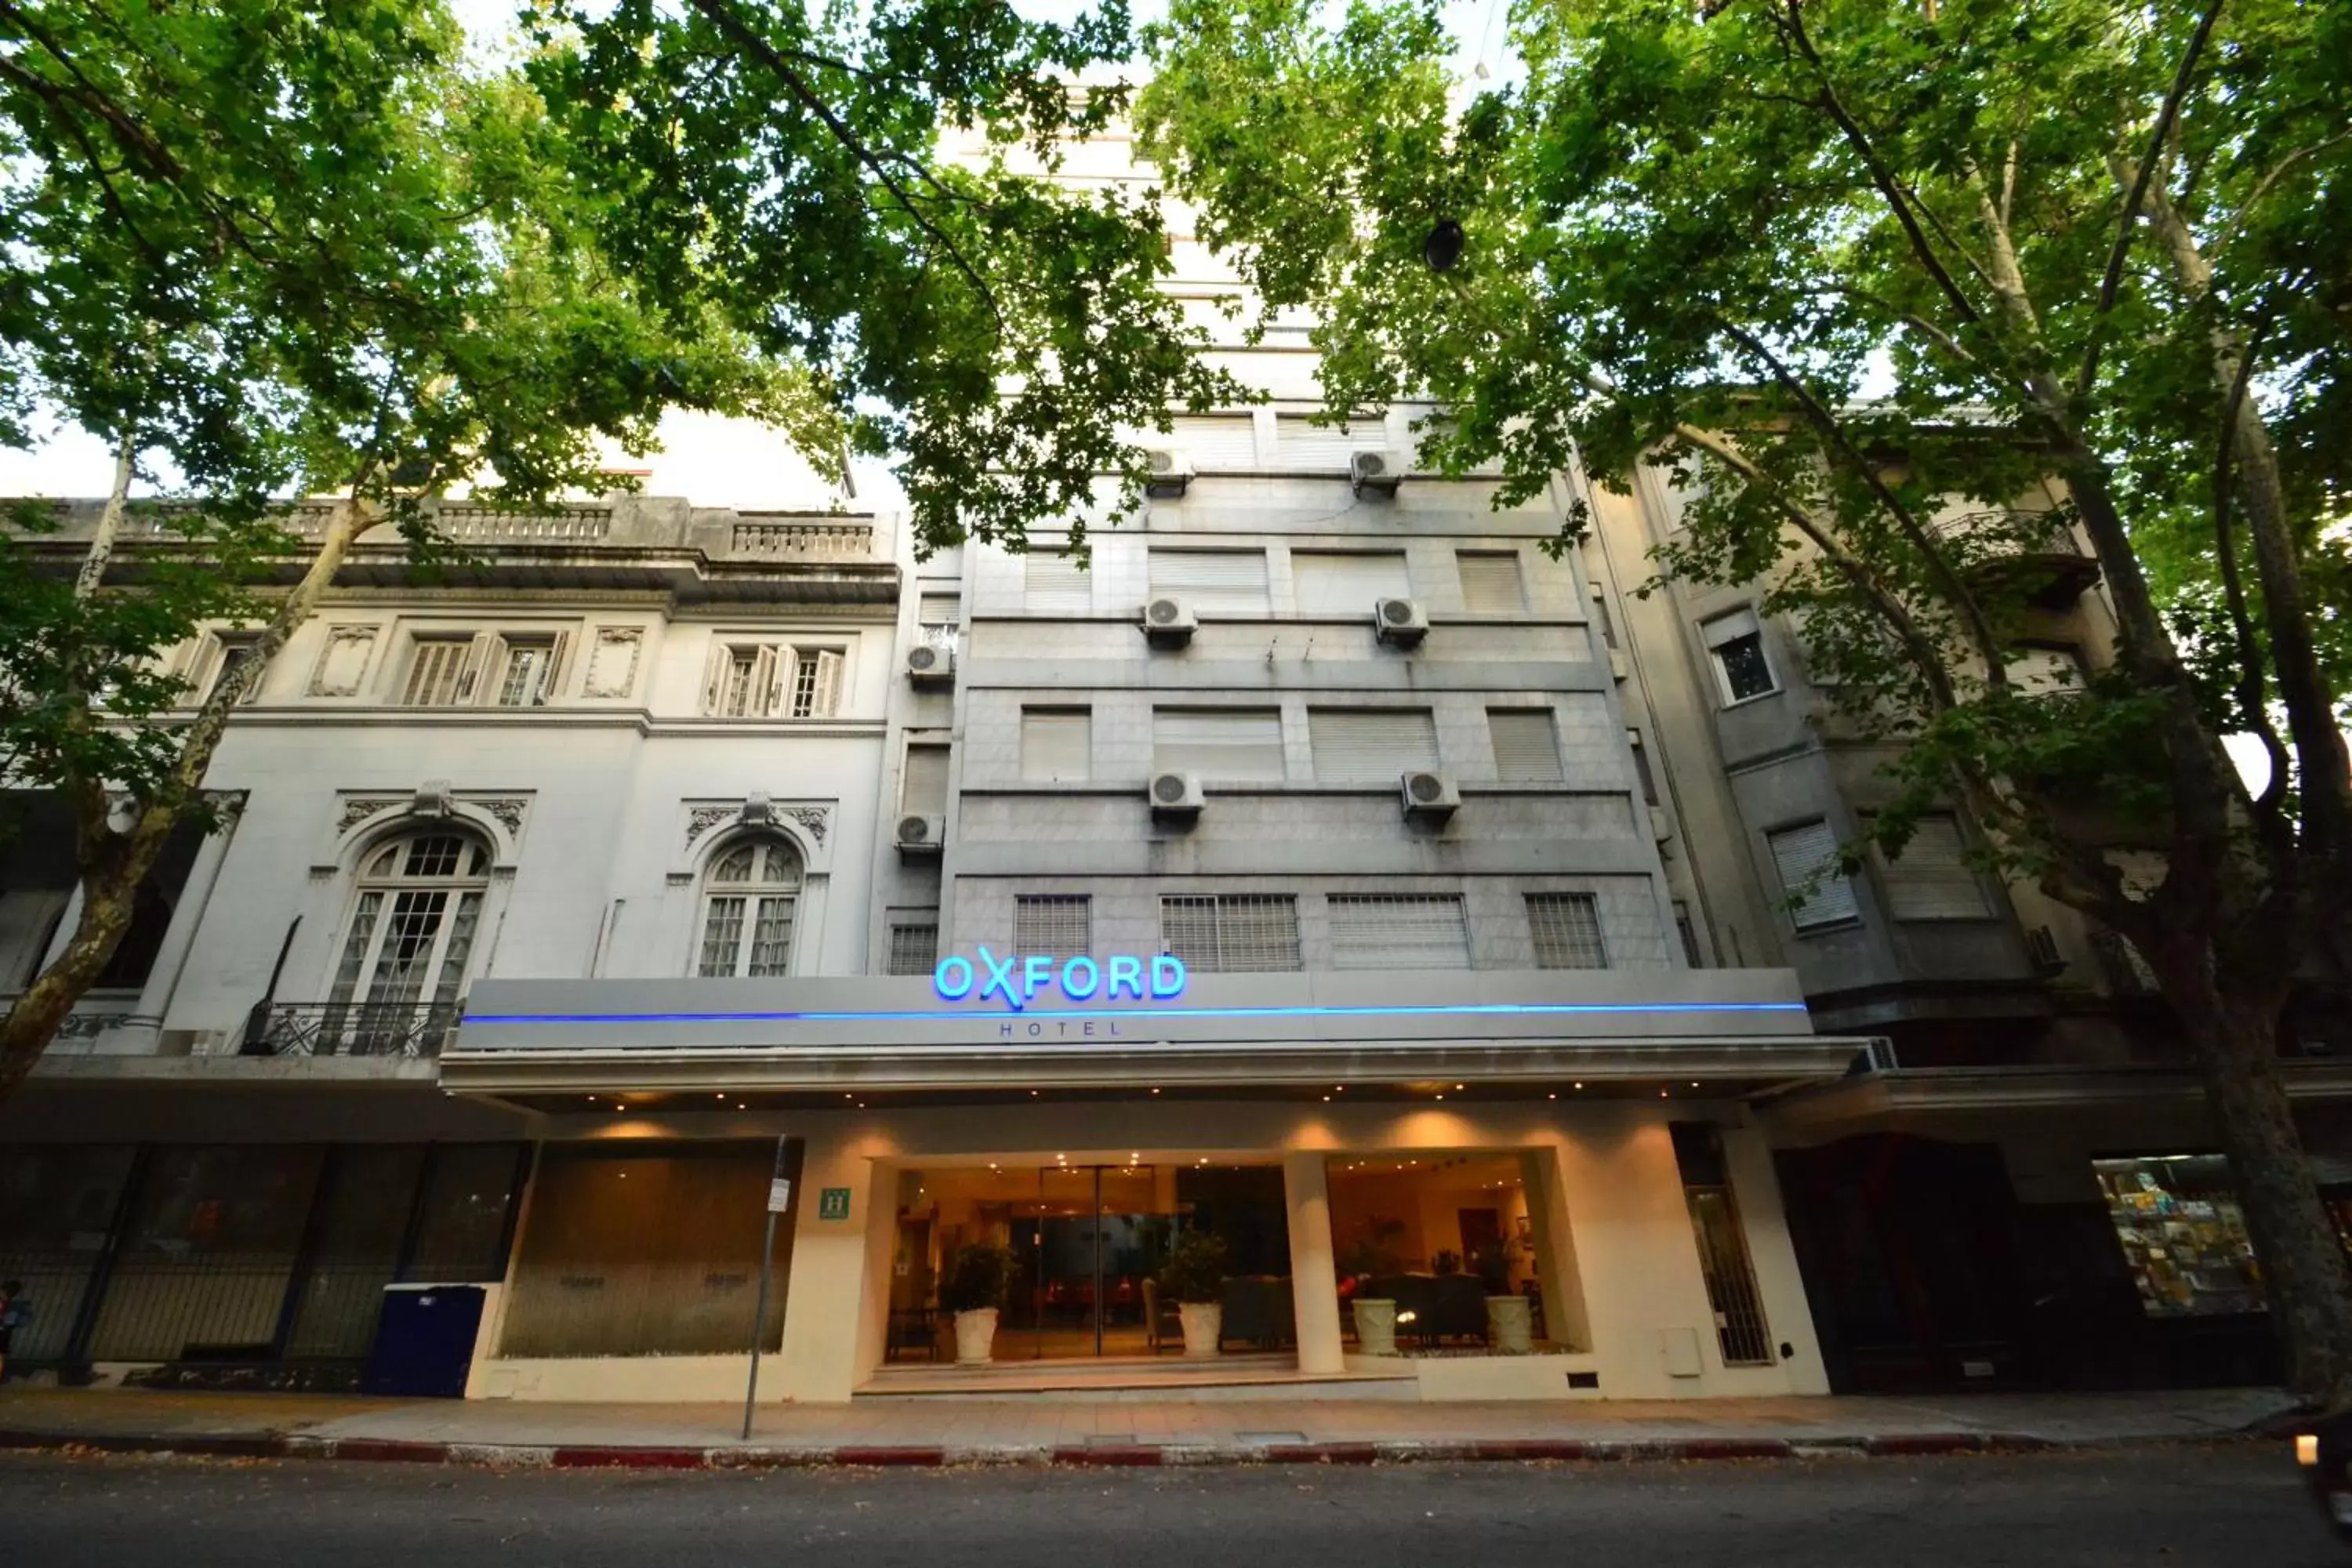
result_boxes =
[1352,1298,1399,1356]
[1485,1294,1534,1354]
[1177,1301,1223,1357]
[953,1307,1000,1366]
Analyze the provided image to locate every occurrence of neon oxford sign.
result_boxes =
[934,948,1186,1012]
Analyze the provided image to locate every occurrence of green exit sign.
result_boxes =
[818,1187,851,1221]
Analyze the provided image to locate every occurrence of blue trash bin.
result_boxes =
[361,1283,487,1398]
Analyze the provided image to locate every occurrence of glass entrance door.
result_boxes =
[1011,1164,1172,1359]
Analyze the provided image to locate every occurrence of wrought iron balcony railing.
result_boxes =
[241,1001,460,1058]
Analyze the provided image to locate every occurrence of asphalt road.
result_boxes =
[0,1444,2337,1567]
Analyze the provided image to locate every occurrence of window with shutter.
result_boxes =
[899,744,950,816]
[1767,820,1860,930]
[788,647,845,717]
[1875,813,1991,920]
[1153,708,1286,780]
[917,594,961,653]
[1309,709,1440,782]
[401,637,477,706]
[1488,710,1563,782]
[1292,551,1410,613]
[1327,894,1472,970]
[887,919,939,976]
[188,631,267,706]
[1275,414,1371,470]
[1014,895,1091,959]
[1167,414,1258,468]
[2004,644,2085,697]
[1160,894,1301,971]
[1457,551,1526,614]
[492,633,568,708]
[1021,709,1092,782]
[1025,551,1092,612]
[1149,549,1270,612]
[1526,892,1608,969]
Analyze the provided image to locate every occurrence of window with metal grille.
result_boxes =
[1014,895,1091,959]
[1021,708,1091,782]
[1526,893,1607,969]
[1702,608,1777,704]
[1871,812,1991,920]
[696,837,802,978]
[1488,709,1563,782]
[1153,707,1286,780]
[1670,1123,1775,1367]
[899,743,950,816]
[1457,551,1526,614]
[401,637,476,706]
[887,920,939,976]
[1160,894,1301,971]
[1292,550,1409,614]
[1025,550,1092,612]
[1767,820,1860,931]
[1327,893,1472,970]
[1149,548,1269,612]
[1309,709,1439,783]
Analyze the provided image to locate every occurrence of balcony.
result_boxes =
[241,1001,460,1059]
[1926,508,2103,609]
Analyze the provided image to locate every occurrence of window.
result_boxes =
[1014,895,1091,959]
[1160,894,1301,971]
[696,837,803,978]
[402,631,571,709]
[1526,892,1607,969]
[1628,729,1660,804]
[1766,820,1860,931]
[1274,413,1371,470]
[1292,550,1409,614]
[1670,1123,1775,1366]
[1149,548,1269,612]
[1021,708,1092,782]
[1702,608,1777,704]
[1873,812,1991,920]
[918,593,962,637]
[1327,893,1472,970]
[702,642,844,718]
[2095,1154,2265,1318]
[1488,709,1564,783]
[900,742,950,816]
[2005,643,2086,697]
[1309,708,1439,783]
[1166,414,1258,468]
[887,918,940,976]
[185,630,267,706]
[1457,551,1526,614]
[1025,551,1092,613]
[401,637,478,706]
[330,830,491,1013]
[1154,708,1286,780]
[492,637,564,708]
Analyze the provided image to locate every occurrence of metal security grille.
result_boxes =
[887,921,939,976]
[1014,895,1091,959]
[1456,551,1526,614]
[1875,813,1990,920]
[1160,895,1301,971]
[1148,549,1270,612]
[1025,551,1092,612]
[1167,414,1259,469]
[1309,709,1440,783]
[1669,1123,1775,1367]
[1327,894,1472,970]
[1153,708,1286,780]
[1767,819,1860,929]
[1021,709,1092,782]
[1527,892,1608,969]
[1488,710,1564,782]
[1292,551,1410,614]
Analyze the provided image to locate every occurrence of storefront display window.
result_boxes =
[2093,1154,2264,1318]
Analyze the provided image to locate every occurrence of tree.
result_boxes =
[1139,0,2352,1405]
[0,0,819,1101]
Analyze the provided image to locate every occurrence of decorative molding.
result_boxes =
[665,871,695,887]
[476,797,528,837]
[582,625,644,698]
[684,806,737,850]
[337,797,405,835]
[784,805,831,845]
[412,779,456,818]
[54,1011,130,1040]
[683,799,832,851]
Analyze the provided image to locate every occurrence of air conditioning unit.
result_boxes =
[1149,771,1205,821]
[1142,595,1197,648]
[1349,448,1405,498]
[894,814,944,855]
[905,642,955,685]
[1399,770,1460,821]
[1373,597,1429,647]
[2024,924,2068,976]
[1143,446,1195,499]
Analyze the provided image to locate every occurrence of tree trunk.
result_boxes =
[2169,968,2352,1410]
[0,858,145,1102]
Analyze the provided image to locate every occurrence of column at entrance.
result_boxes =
[1282,1152,1345,1375]
[771,1134,879,1403]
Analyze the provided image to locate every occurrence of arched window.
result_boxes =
[329,829,490,1011]
[697,837,802,978]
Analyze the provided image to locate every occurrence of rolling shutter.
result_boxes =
[1327,895,1472,970]
[1457,552,1526,614]
[1767,820,1860,930]
[1309,709,1439,783]
[1275,414,1372,471]
[1021,709,1092,782]
[1153,709,1286,780]
[1293,551,1410,614]
[1025,551,1093,613]
[1877,814,1991,920]
[1149,549,1269,612]
[1488,710,1564,782]
[900,744,950,816]
[1167,415,1258,470]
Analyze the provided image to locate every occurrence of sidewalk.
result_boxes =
[0,1383,2295,1469]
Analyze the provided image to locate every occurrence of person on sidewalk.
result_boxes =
[0,1279,26,1382]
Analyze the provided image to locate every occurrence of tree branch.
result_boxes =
[2218,132,2352,249]
[2210,316,2292,840]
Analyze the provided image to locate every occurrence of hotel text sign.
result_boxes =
[933,948,1186,1012]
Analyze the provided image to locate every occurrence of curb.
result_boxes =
[0,1426,2239,1472]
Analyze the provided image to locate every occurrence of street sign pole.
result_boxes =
[742,1134,791,1442]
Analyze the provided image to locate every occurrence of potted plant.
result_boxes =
[1341,1216,1406,1356]
[1156,1229,1229,1357]
[940,1243,1019,1366]
[1475,1240,1533,1354]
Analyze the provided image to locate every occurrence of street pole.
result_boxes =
[742,1134,791,1442]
